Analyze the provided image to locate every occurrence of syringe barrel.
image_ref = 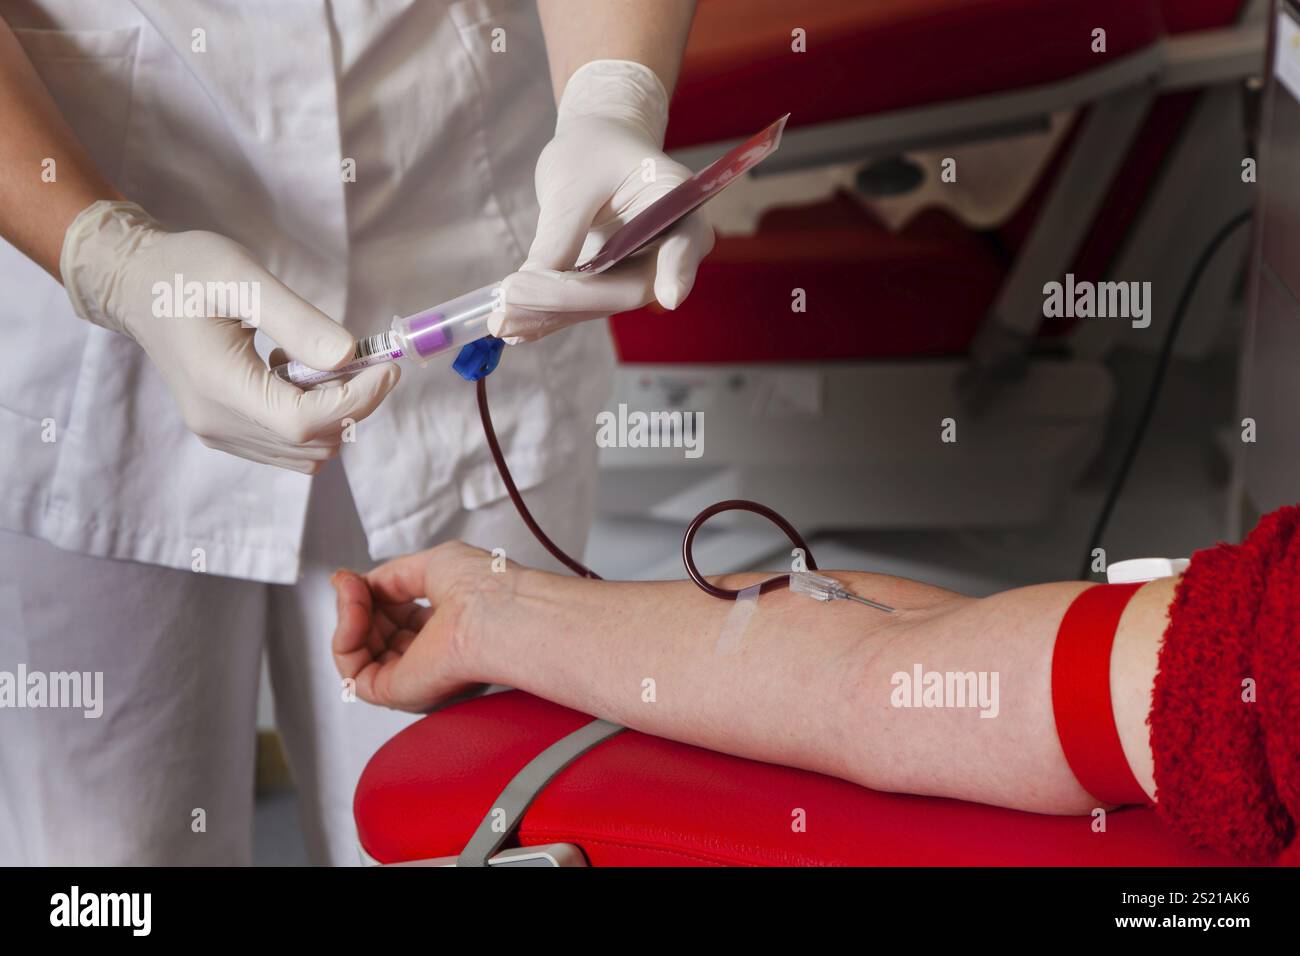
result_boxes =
[271,282,500,388]
[392,283,499,365]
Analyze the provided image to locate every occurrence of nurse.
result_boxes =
[0,0,710,865]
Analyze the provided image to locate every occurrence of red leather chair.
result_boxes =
[355,690,1244,866]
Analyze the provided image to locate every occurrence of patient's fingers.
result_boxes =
[349,659,389,708]
[397,604,434,637]
[331,569,376,677]
[364,550,434,606]
[369,599,420,641]
[387,629,418,658]
[331,568,440,706]
[371,604,432,660]
[331,572,398,706]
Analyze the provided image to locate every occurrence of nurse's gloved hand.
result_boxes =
[488,59,714,344]
[60,200,398,474]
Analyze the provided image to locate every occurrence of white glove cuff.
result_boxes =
[556,59,670,145]
[60,199,163,337]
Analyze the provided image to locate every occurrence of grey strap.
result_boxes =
[457,718,625,867]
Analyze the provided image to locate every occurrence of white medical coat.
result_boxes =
[0,0,615,582]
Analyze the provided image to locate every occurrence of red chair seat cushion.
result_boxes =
[355,690,1243,866]
[667,0,1167,149]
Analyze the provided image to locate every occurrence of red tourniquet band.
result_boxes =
[1051,583,1151,807]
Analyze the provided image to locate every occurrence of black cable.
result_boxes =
[1079,209,1253,580]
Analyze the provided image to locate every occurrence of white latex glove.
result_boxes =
[60,200,399,474]
[488,59,714,344]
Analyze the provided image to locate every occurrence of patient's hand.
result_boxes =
[330,541,495,712]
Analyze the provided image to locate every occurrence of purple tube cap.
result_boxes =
[405,311,450,358]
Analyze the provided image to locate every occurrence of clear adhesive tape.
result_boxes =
[714,583,763,654]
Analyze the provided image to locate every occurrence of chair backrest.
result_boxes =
[1160,0,1250,33]
[667,0,1170,150]
[997,0,1249,302]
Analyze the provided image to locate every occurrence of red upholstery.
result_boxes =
[610,194,1010,364]
[355,690,1245,866]
[669,1,1247,150]
[667,0,1166,150]
[1160,0,1249,34]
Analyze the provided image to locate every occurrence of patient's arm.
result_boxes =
[331,543,1173,815]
